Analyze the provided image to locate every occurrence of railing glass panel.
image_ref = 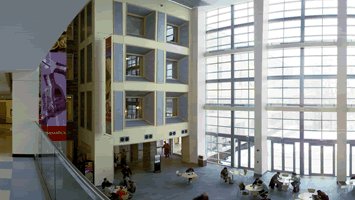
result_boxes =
[34,122,109,200]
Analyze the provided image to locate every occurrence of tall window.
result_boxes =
[126,55,143,76]
[234,1,254,47]
[126,98,142,119]
[206,7,231,51]
[166,60,178,80]
[166,98,178,117]
[86,91,92,130]
[167,25,178,43]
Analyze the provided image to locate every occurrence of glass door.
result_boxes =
[309,144,335,175]
[271,141,295,172]
[350,144,355,176]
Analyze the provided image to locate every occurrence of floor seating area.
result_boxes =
[115,156,355,200]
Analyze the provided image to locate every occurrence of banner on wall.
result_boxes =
[40,52,67,141]
[105,36,112,134]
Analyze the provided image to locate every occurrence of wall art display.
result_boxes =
[40,52,67,141]
[105,36,112,134]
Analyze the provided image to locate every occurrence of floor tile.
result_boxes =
[0,155,12,162]
[0,179,11,190]
[0,162,12,169]
[0,190,10,200]
[0,169,11,179]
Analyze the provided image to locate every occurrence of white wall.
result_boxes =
[12,69,39,155]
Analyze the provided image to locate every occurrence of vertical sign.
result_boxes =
[40,52,67,141]
[106,37,112,134]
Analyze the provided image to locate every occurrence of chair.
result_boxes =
[282,183,289,191]
[238,182,249,196]
[308,188,316,193]
[257,191,269,200]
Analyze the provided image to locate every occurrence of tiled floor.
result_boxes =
[0,123,46,200]
[114,155,355,200]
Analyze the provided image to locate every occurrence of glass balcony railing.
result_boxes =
[34,122,109,200]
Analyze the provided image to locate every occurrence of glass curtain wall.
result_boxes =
[205,0,354,176]
[205,1,255,169]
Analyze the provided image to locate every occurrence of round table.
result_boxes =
[229,169,240,181]
[181,172,198,179]
[245,184,263,196]
[298,192,314,200]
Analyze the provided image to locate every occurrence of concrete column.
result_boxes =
[337,0,347,182]
[130,144,139,162]
[12,69,39,155]
[254,0,269,175]
[181,136,190,163]
[188,7,206,163]
[143,142,156,171]
[93,0,114,185]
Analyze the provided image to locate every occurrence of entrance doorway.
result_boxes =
[309,144,335,176]
[0,99,12,155]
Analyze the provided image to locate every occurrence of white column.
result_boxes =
[93,0,114,185]
[188,7,206,163]
[254,0,269,175]
[12,69,39,155]
[337,0,347,182]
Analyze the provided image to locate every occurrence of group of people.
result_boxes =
[269,172,300,192]
[101,164,136,200]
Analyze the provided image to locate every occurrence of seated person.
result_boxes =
[127,180,136,193]
[252,177,260,186]
[238,182,246,191]
[290,172,301,193]
[101,178,112,189]
[116,186,128,200]
[268,172,282,190]
[316,190,329,200]
[186,167,195,183]
[257,180,269,200]
[186,167,194,173]
[220,167,231,183]
[193,192,209,200]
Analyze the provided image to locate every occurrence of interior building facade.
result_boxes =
[2,0,355,199]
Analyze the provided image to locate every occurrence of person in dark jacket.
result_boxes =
[186,167,195,183]
[268,172,282,190]
[121,165,132,179]
[101,178,112,189]
[317,190,330,200]
[220,167,231,183]
[193,192,209,200]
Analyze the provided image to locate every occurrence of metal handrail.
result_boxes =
[35,122,109,200]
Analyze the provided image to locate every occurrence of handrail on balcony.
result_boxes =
[34,122,109,200]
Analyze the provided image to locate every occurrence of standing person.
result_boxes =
[162,141,171,158]
[269,172,282,190]
[120,149,127,167]
[121,164,132,179]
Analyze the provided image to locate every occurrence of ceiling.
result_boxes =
[0,0,89,72]
[166,52,186,60]
[127,4,153,16]
[169,0,210,8]
[126,45,153,55]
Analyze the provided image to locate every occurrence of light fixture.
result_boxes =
[136,106,140,109]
